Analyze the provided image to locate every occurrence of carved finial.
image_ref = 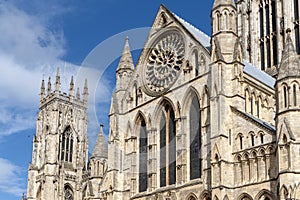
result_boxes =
[69,76,74,99]
[76,87,80,100]
[83,79,88,105]
[47,77,51,95]
[100,124,104,132]
[40,79,45,102]
[55,67,60,93]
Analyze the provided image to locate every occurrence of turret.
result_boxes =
[27,70,89,200]
[91,124,108,160]
[83,79,88,106]
[275,29,300,192]
[89,124,108,194]
[55,67,60,93]
[211,0,240,63]
[116,37,134,91]
[276,29,300,115]
[76,87,80,100]
[40,79,45,102]
[69,76,74,100]
[47,77,51,96]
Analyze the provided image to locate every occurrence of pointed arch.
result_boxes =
[237,193,253,200]
[191,49,199,77]
[291,81,299,107]
[200,190,211,200]
[135,112,148,192]
[64,184,74,200]
[254,189,274,200]
[281,83,289,109]
[280,185,289,199]
[236,133,244,150]
[222,9,229,30]
[182,86,201,116]
[223,195,229,200]
[215,11,221,32]
[152,97,177,126]
[186,193,198,200]
[134,111,148,130]
[259,131,265,144]
[157,12,168,27]
[248,131,255,147]
[189,92,202,180]
[156,98,177,187]
[59,125,74,163]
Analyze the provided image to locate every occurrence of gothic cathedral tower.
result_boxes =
[27,69,89,200]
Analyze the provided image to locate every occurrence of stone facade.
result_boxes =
[27,0,300,199]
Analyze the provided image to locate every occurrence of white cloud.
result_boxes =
[0,158,25,196]
[0,1,72,139]
[0,2,65,69]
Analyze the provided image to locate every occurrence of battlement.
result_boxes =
[39,68,88,109]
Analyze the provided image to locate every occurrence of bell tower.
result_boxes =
[27,68,89,200]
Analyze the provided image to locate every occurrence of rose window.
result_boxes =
[143,32,185,96]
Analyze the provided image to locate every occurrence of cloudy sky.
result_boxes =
[0,0,212,199]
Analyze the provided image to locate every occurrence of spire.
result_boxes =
[277,29,300,81]
[55,67,60,93]
[76,87,80,100]
[47,77,51,95]
[69,76,74,99]
[212,0,235,10]
[91,124,108,159]
[40,79,45,101]
[83,78,88,105]
[116,37,134,72]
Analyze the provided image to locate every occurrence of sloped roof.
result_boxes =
[277,30,300,81]
[171,12,211,48]
[243,60,275,88]
[91,125,108,159]
[117,37,135,72]
[231,106,275,132]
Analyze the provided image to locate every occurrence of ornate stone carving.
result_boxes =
[143,32,185,96]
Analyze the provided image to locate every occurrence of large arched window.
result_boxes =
[59,126,74,163]
[160,103,176,187]
[138,116,147,192]
[64,185,73,200]
[190,95,201,180]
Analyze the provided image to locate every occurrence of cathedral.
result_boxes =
[26,0,300,199]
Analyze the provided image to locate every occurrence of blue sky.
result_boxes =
[0,1,213,199]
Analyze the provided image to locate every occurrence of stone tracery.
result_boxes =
[144,32,185,96]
